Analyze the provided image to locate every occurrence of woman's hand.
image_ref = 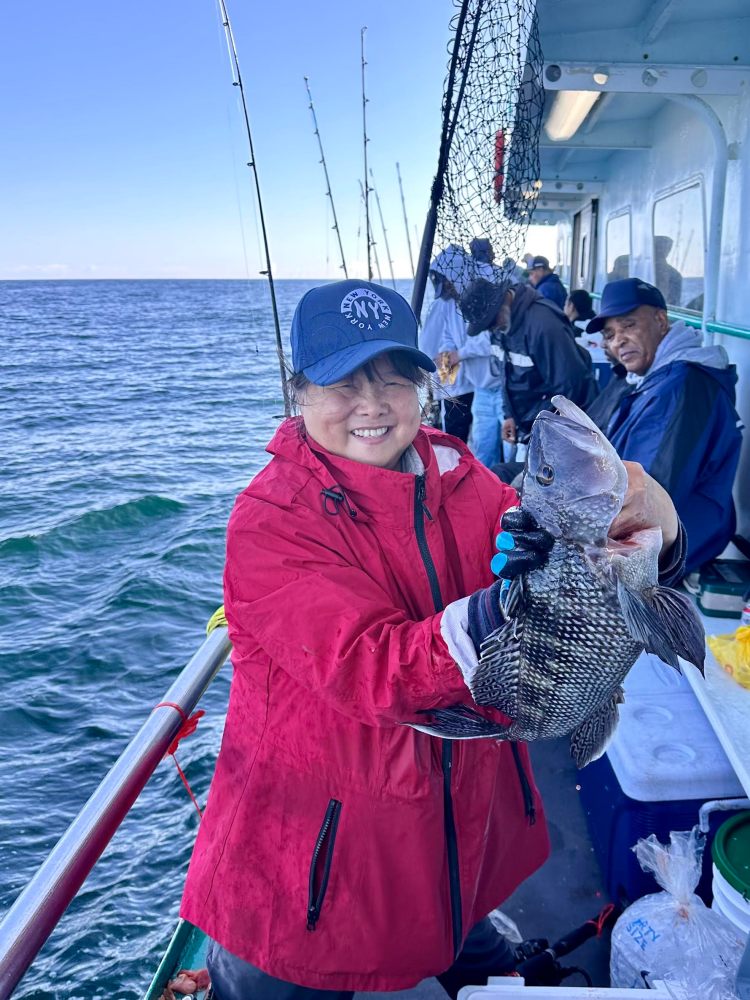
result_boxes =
[609,461,678,556]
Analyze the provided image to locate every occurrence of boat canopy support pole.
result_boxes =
[668,94,728,344]
[0,629,232,1000]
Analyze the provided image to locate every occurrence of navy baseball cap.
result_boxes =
[529,255,550,270]
[587,278,667,333]
[290,279,436,386]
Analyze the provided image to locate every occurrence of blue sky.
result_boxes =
[0,1,553,280]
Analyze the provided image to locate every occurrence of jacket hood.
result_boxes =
[631,320,738,399]
[651,320,730,373]
[508,282,541,328]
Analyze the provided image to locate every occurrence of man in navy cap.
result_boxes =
[588,277,743,573]
[527,256,567,309]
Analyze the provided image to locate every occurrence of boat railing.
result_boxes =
[590,292,750,343]
[0,626,232,1000]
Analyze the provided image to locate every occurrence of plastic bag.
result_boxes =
[610,827,746,998]
[487,907,522,944]
[708,625,750,690]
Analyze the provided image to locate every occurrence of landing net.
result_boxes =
[431,0,544,288]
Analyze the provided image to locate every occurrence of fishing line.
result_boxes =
[212,6,254,281]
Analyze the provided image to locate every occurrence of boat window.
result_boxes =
[606,212,631,282]
[652,184,705,312]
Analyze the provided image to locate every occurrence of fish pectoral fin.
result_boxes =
[647,585,705,674]
[499,575,525,620]
[569,688,624,768]
[407,705,512,740]
[616,579,705,673]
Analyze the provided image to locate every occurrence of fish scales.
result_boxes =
[415,395,705,766]
[479,542,642,743]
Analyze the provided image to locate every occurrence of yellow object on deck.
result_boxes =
[707,625,750,690]
[206,605,228,636]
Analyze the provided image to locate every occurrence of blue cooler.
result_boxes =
[577,653,744,905]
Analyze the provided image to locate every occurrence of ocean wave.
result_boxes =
[0,495,186,557]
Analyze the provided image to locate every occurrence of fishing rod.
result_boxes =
[303,76,348,278]
[358,180,383,282]
[217,0,291,417]
[361,26,373,280]
[396,162,415,278]
[369,168,396,289]
[411,0,484,321]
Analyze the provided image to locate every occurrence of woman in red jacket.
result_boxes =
[180,280,681,1000]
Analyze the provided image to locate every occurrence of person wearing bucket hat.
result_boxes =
[418,246,475,442]
[181,276,686,999]
[460,277,597,457]
[586,276,742,573]
[438,274,510,466]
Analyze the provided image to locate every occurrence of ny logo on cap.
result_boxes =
[341,288,392,331]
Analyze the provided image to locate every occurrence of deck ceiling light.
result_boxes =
[592,68,609,85]
[544,90,599,141]
[691,68,708,88]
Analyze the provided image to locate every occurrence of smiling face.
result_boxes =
[601,304,669,375]
[299,354,423,470]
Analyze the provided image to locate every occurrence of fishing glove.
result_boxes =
[490,508,555,579]
[467,509,554,654]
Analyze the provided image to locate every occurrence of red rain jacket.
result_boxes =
[181,419,550,991]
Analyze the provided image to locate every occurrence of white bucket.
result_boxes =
[712,862,750,938]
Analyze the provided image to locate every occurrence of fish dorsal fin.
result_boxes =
[550,394,603,435]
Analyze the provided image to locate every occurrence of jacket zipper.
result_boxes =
[510,742,536,824]
[414,475,442,611]
[414,474,463,959]
[307,798,342,931]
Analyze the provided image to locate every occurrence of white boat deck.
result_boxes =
[684,612,750,798]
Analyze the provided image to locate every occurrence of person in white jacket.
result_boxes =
[419,245,477,442]
[419,244,507,462]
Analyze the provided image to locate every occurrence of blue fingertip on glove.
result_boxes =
[490,531,515,575]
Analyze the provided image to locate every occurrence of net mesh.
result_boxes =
[432,0,544,290]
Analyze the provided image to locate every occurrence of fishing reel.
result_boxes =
[512,903,621,988]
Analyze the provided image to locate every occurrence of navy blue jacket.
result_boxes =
[498,285,598,439]
[607,343,742,573]
[534,272,567,309]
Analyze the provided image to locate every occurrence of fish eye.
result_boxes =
[535,464,555,486]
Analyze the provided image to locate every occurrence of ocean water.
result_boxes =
[0,278,413,1000]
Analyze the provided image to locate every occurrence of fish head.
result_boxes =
[522,395,628,542]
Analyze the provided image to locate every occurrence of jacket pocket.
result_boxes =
[306,798,342,930]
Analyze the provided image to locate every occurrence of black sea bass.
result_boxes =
[421,395,705,766]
